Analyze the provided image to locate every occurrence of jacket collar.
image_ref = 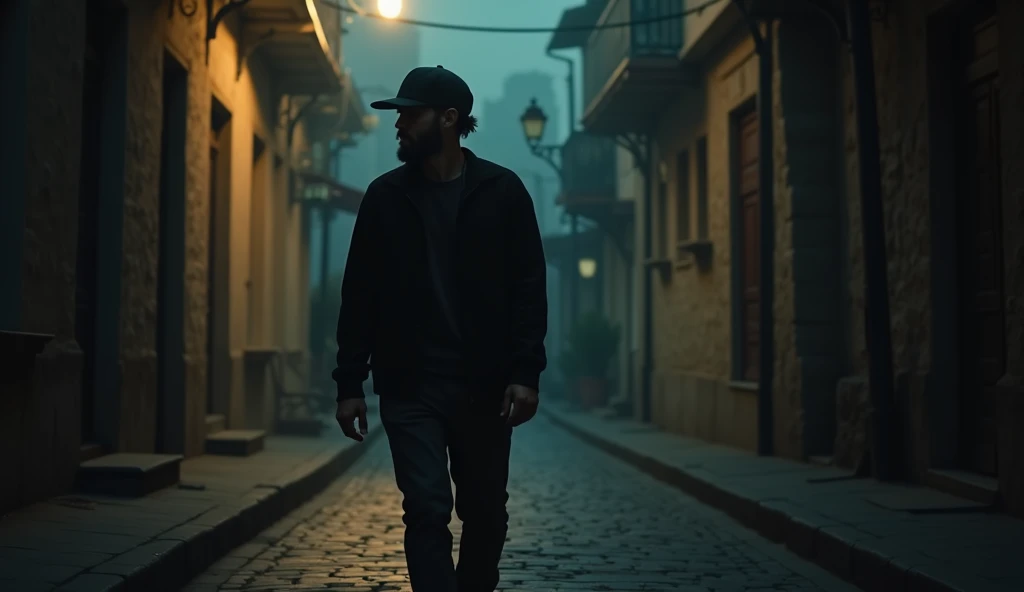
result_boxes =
[383,148,503,195]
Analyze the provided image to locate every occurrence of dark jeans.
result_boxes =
[379,376,512,592]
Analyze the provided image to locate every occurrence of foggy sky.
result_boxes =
[360,0,581,141]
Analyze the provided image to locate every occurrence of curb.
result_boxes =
[60,428,384,592]
[542,407,972,592]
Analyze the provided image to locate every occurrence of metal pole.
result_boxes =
[547,51,576,135]
[570,213,580,324]
[641,136,654,422]
[534,173,548,235]
[756,21,776,457]
[318,207,332,373]
[847,0,896,480]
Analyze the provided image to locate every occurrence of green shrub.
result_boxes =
[563,311,621,378]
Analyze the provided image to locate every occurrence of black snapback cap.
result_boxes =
[370,65,474,118]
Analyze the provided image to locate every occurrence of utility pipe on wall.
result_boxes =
[846,0,897,480]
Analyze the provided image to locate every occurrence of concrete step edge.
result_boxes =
[56,428,384,592]
[540,406,975,592]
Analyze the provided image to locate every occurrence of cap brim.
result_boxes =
[369,97,429,110]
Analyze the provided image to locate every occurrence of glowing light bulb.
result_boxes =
[377,0,402,19]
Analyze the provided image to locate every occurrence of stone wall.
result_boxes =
[1,0,88,514]
[836,0,950,478]
[647,32,765,452]
[835,0,1024,515]
[1,0,324,512]
[771,16,849,460]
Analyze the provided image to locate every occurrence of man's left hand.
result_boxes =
[501,384,539,426]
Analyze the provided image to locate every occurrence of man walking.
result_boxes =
[332,65,548,592]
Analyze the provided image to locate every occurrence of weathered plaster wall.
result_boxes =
[646,34,762,452]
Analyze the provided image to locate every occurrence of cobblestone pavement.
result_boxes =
[184,415,861,592]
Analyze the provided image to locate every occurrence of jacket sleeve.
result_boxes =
[505,174,549,391]
[331,188,378,401]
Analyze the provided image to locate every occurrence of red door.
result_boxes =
[957,12,1003,476]
[738,111,760,382]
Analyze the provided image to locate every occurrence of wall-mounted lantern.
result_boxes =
[578,257,597,279]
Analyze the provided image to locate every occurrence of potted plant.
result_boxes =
[564,312,621,410]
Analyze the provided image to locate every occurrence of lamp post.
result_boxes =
[520,98,580,326]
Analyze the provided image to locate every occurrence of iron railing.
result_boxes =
[582,0,684,110]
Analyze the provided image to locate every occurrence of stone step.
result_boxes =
[204,429,266,457]
[205,413,226,436]
[809,455,834,467]
[925,468,999,506]
[76,453,182,497]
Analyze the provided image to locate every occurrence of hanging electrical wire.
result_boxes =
[320,0,727,33]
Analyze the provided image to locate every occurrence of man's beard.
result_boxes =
[396,120,443,164]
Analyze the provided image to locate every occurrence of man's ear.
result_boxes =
[442,108,459,130]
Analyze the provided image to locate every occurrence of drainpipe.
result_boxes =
[547,50,577,133]
[735,1,776,456]
[548,50,580,325]
[641,135,654,422]
[846,0,896,480]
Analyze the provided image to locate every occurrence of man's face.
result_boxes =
[395,107,443,164]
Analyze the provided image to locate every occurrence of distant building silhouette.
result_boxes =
[468,71,565,237]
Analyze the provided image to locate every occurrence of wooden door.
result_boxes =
[738,111,760,382]
[957,11,1003,475]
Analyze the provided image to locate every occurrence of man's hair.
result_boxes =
[456,113,478,138]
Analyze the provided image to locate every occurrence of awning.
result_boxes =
[302,73,373,142]
[547,1,604,51]
[296,170,363,213]
[240,0,343,95]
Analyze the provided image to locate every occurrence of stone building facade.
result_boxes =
[0,0,364,514]
[562,0,1024,518]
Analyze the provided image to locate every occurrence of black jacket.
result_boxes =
[332,149,548,401]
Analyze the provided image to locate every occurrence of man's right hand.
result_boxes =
[336,398,369,442]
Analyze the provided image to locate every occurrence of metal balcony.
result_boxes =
[582,0,695,134]
[557,131,634,229]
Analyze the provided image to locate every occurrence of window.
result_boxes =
[695,136,709,240]
[676,149,691,243]
[656,178,669,258]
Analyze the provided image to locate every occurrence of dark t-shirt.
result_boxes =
[410,171,466,376]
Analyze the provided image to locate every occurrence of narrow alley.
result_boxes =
[184,416,856,591]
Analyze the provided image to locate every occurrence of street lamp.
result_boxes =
[519,98,584,333]
[377,0,402,19]
[520,98,548,148]
[578,257,596,279]
[519,98,561,178]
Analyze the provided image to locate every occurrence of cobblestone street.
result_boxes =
[184,414,860,592]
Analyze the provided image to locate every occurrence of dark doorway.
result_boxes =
[955,5,1003,476]
[736,109,761,383]
[156,51,188,454]
[77,0,127,452]
[208,97,231,416]
[0,0,30,328]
